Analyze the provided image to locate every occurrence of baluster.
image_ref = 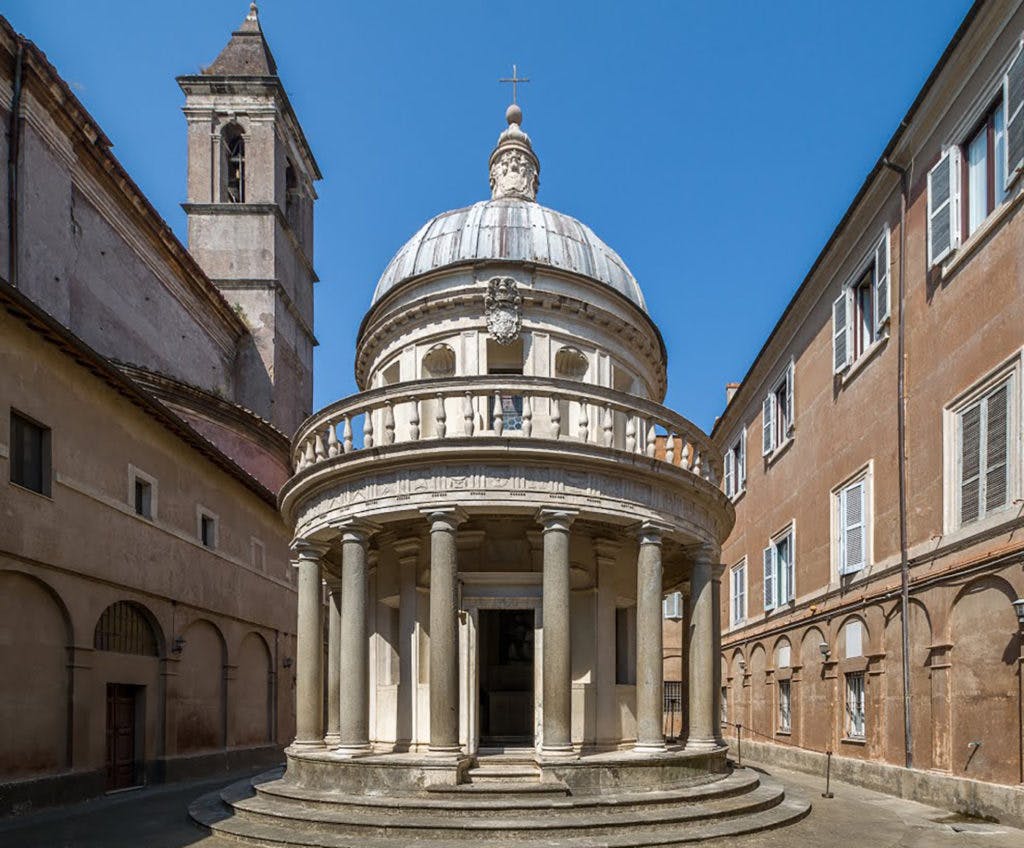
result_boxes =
[578,400,589,442]
[343,415,353,453]
[463,392,475,437]
[363,411,375,449]
[493,390,504,436]
[665,432,675,465]
[384,401,396,445]
[303,439,316,467]
[522,395,533,437]
[295,448,306,472]
[314,432,327,462]
[436,393,446,439]
[602,405,613,447]
[327,423,340,457]
[646,422,657,458]
[551,395,561,439]
[681,442,692,470]
[408,396,420,441]
[625,416,637,453]
[693,450,703,478]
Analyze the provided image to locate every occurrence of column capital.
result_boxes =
[689,541,721,567]
[393,535,423,568]
[536,508,578,533]
[635,519,672,546]
[421,505,468,532]
[290,538,330,562]
[336,519,381,545]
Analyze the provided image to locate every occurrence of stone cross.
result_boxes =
[499,64,530,104]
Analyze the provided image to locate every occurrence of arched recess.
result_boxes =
[747,643,768,738]
[949,575,1020,784]
[798,626,828,751]
[232,632,273,746]
[773,636,793,670]
[728,650,746,730]
[0,571,72,778]
[882,600,932,769]
[175,619,227,753]
[93,601,163,657]
[220,123,245,203]
[837,614,869,660]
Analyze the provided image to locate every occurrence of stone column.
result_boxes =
[337,524,374,755]
[324,577,342,747]
[710,562,725,744]
[686,544,722,752]
[538,508,577,756]
[394,536,422,750]
[292,540,328,749]
[424,507,466,754]
[635,522,667,752]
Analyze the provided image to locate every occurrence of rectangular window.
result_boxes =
[957,379,1011,526]
[730,560,746,626]
[778,680,791,734]
[134,478,152,518]
[761,362,794,456]
[834,229,889,374]
[836,472,870,576]
[963,99,1007,239]
[662,591,683,620]
[198,509,218,549]
[845,673,866,739]
[251,538,266,572]
[724,429,747,499]
[763,526,795,612]
[721,686,728,728]
[10,411,51,496]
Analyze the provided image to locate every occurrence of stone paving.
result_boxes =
[0,760,1020,848]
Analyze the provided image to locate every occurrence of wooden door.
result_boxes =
[105,684,137,790]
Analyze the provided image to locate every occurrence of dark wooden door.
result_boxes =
[105,684,137,790]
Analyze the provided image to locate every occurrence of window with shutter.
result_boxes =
[838,479,867,575]
[833,292,850,374]
[1004,41,1024,189]
[738,429,747,490]
[784,363,794,431]
[927,148,959,266]
[957,378,1013,527]
[874,228,890,330]
[723,449,735,498]
[762,394,775,456]
[730,560,746,626]
[725,429,747,499]
[763,547,775,611]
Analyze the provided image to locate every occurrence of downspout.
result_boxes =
[7,38,24,287]
[883,155,912,770]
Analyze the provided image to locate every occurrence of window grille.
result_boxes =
[94,602,158,656]
[845,672,866,739]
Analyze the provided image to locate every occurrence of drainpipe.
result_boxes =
[7,38,24,287]
[883,156,913,770]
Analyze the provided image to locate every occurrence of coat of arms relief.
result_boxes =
[484,277,522,344]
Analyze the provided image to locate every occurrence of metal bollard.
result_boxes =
[822,749,834,798]
[736,723,742,768]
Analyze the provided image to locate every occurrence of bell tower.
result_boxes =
[178,2,320,435]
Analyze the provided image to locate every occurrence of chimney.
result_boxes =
[725,382,740,405]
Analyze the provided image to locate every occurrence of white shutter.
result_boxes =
[784,362,794,431]
[762,394,775,456]
[723,447,735,497]
[840,482,866,574]
[763,546,776,611]
[1005,40,1024,189]
[959,403,982,525]
[984,383,1010,515]
[874,227,891,331]
[927,148,959,267]
[738,428,747,491]
[833,291,850,373]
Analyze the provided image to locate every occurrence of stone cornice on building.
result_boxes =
[116,362,291,462]
[0,279,278,508]
[0,17,251,349]
[356,276,668,399]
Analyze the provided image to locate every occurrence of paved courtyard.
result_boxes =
[0,760,1020,848]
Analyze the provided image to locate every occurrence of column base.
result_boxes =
[683,738,720,753]
[540,744,577,760]
[323,733,341,747]
[427,744,463,757]
[634,741,668,754]
[334,743,373,758]
[289,738,327,753]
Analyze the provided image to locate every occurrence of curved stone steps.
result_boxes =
[224,778,788,838]
[191,785,810,848]
[253,768,762,815]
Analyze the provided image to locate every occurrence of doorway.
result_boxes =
[105,684,141,791]
[478,609,535,746]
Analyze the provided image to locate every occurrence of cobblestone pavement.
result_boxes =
[0,760,1021,847]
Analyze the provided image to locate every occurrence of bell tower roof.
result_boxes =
[203,2,278,77]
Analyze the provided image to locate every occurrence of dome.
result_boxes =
[371,198,647,312]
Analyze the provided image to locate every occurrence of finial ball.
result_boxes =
[506,103,523,126]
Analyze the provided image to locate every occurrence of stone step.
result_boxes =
[191,787,811,848]
[428,780,571,795]
[467,764,540,780]
[254,768,761,815]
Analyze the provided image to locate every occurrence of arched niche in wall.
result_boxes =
[554,346,589,380]
[422,343,456,378]
[93,601,162,657]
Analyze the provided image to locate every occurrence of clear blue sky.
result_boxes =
[5,0,973,432]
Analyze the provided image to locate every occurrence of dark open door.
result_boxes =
[105,684,137,790]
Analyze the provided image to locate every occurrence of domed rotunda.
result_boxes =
[193,104,809,846]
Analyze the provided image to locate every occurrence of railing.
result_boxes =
[292,375,721,486]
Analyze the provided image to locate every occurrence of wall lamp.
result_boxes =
[172,636,186,654]
[282,656,294,669]
[819,642,831,660]
[1012,598,1024,628]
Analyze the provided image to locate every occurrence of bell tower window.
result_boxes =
[221,124,246,203]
